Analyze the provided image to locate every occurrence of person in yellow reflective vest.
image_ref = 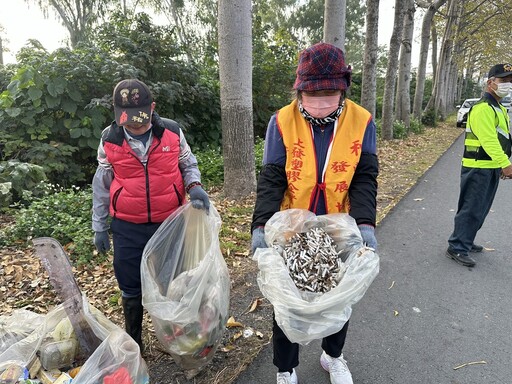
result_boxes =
[251,43,378,384]
[447,63,512,267]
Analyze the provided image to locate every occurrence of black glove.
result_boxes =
[94,231,110,253]
[189,185,210,212]
[251,227,267,254]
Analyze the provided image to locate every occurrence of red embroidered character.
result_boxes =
[350,140,362,156]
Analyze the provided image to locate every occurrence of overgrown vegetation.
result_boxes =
[0,184,97,264]
[0,140,265,264]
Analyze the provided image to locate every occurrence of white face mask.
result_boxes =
[493,81,512,98]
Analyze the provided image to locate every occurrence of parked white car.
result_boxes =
[500,95,511,112]
[456,98,480,127]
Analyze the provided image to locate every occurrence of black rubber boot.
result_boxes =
[122,295,144,353]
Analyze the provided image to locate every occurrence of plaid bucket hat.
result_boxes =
[293,42,352,92]
[113,79,153,126]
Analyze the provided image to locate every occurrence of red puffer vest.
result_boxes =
[102,115,185,223]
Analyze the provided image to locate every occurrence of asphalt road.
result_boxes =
[235,133,512,384]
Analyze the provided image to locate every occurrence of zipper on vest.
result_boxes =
[127,151,152,223]
[144,141,162,223]
[144,161,151,222]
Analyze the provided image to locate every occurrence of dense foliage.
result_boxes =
[0,13,223,189]
[0,184,96,264]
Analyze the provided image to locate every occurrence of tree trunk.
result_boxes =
[412,0,448,121]
[38,1,111,49]
[360,0,380,117]
[425,0,459,119]
[381,0,405,140]
[162,0,194,62]
[430,23,438,86]
[0,37,3,66]
[218,0,256,199]
[323,0,347,50]
[395,0,415,128]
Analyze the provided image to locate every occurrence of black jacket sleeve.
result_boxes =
[251,164,288,232]
[349,152,379,226]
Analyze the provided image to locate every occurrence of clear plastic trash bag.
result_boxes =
[0,295,149,383]
[0,310,44,355]
[72,328,148,384]
[141,203,230,370]
[253,209,379,345]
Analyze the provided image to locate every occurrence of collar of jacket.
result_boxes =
[106,111,166,145]
[483,92,501,109]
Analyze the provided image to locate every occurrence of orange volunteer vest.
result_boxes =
[276,98,370,213]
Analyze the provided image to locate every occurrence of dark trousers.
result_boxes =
[111,218,161,297]
[448,167,501,254]
[273,314,349,372]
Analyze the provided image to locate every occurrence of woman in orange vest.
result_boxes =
[251,43,379,384]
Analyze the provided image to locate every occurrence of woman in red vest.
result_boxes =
[251,43,379,384]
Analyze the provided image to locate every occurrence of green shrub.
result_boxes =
[393,120,408,139]
[422,108,438,127]
[1,184,97,264]
[254,137,264,175]
[375,118,382,138]
[409,117,424,135]
[195,138,265,188]
[0,160,47,208]
[194,145,224,189]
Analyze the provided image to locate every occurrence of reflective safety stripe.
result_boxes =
[497,126,508,138]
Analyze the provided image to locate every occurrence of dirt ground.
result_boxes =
[0,123,463,384]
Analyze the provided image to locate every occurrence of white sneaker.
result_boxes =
[320,351,353,384]
[276,368,298,384]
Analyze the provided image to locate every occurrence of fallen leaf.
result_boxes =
[453,360,487,370]
[220,344,236,352]
[413,198,424,201]
[14,265,23,284]
[256,331,264,338]
[226,316,244,328]
[388,281,395,289]
[247,298,263,313]
[233,331,243,341]
[393,310,399,316]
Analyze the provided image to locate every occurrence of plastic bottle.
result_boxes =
[39,339,78,370]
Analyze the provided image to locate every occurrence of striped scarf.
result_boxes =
[298,101,344,126]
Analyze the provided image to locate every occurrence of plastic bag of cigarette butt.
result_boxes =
[253,209,379,345]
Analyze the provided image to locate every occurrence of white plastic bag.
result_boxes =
[141,203,230,370]
[254,209,379,344]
